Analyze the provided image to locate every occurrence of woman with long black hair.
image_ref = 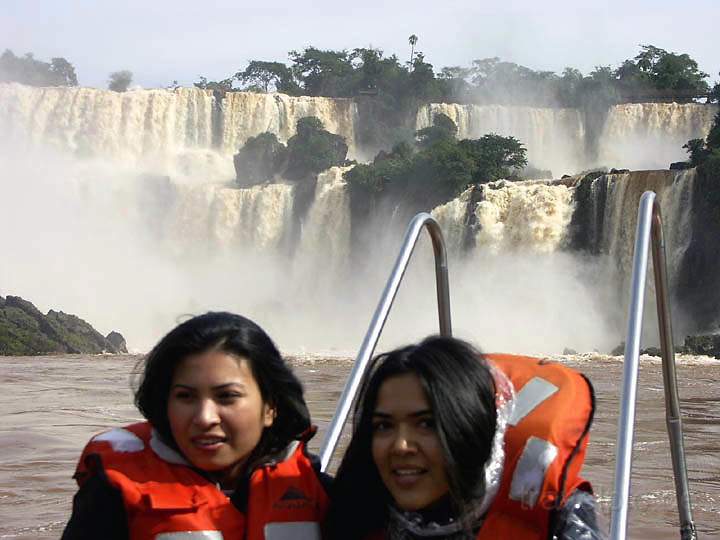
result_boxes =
[324,336,604,540]
[62,312,328,540]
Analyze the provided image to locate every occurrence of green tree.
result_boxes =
[233,132,288,186]
[408,35,418,66]
[289,47,354,96]
[49,57,78,86]
[0,49,78,86]
[459,134,528,183]
[108,70,133,92]
[706,111,720,150]
[683,138,708,167]
[416,112,458,148]
[623,44,709,95]
[193,76,234,92]
[285,117,349,180]
[709,78,720,103]
[235,61,300,94]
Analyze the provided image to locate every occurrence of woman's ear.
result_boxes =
[263,402,277,427]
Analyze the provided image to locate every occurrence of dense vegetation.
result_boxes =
[234,117,349,186]
[344,113,527,210]
[0,49,77,86]
[683,110,720,174]
[199,41,717,149]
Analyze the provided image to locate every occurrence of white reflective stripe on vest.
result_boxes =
[264,521,321,540]
[508,377,559,427]
[155,532,223,540]
[509,436,559,508]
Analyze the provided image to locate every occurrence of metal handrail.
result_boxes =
[610,191,697,540]
[318,212,452,472]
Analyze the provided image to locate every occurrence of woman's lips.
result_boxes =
[392,467,427,487]
[191,436,226,451]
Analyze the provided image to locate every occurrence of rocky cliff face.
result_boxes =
[0,296,127,355]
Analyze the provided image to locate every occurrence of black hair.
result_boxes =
[134,312,310,466]
[324,336,497,540]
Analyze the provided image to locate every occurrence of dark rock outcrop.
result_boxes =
[680,334,720,358]
[675,164,720,331]
[670,161,692,170]
[0,295,127,355]
[106,331,128,353]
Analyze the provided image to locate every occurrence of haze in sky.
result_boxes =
[2,0,719,89]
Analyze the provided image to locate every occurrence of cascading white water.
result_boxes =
[0,83,231,179]
[297,166,352,275]
[417,102,718,175]
[473,180,574,254]
[431,188,472,254]
[0,83,360,179]
[597,169,696,287]
[221,92,359,159]
[598,103,719,170]
[416,103,586,176]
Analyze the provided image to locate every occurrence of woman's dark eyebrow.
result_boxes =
[372,410,432,418]
[170,382,245,390]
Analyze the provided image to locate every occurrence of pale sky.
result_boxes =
[2,0,719,89]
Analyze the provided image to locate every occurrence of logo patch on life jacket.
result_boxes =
[274,486,312,510]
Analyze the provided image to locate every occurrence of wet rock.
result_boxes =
[562,347,578,355]
[609,168,630,174]
[670,161,692,170]
[639,346,662,357]
[106,331,128,354]
[611,342,625,356]
[681,334,720,358]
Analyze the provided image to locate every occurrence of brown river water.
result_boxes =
[1,353,718,539]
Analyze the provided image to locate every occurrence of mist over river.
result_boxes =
[1,354,718,539]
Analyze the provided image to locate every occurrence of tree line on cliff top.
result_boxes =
[3,42,718,108]
[0,49,133,91]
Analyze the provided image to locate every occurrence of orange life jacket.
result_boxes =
[74,421,329,540]
[477,354,595,539]
[366,354,594,540]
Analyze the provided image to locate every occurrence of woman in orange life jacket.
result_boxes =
[324,336,605,540]
[62,312,329,540]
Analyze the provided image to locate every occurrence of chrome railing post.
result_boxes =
[651,205,697,540]
[610,191,696,540]
[319,213,451,472]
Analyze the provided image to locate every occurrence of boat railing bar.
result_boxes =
[319,212,452,472]
[610,191,697,540]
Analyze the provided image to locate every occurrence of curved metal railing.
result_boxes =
[318,212,452,472]
[610,191,697,540]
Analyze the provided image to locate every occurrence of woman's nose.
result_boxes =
[193,399,220,426]
[391,426,417,454]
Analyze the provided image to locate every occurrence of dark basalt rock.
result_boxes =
[680,334,720,358]
[106,331,128,354]
[670,161,693,170]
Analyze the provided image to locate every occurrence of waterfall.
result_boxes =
[221,91,359,159]
[594,169,696,287]
[296,166,352,281]
[598,103,719,170]
[416,103,586,176]
[417,102,718,175]
[0,83,359,179]
[471,180,574,254]
[0,83,228,178]
[431,188,473,254]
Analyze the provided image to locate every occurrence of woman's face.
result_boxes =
[371,373,449,511]
[167,350,275,481]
